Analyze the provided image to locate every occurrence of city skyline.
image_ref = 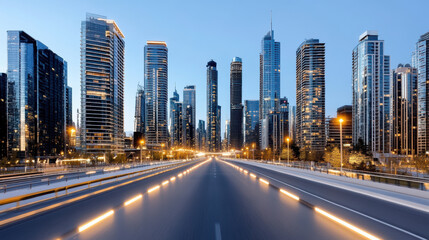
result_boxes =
[0,1,428,136]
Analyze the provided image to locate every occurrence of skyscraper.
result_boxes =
[0,73,7,159]
[144,41,168,146]
[171,101,183,147]
[414,32,429,155]
[296,39,326,153]
[134,85,145,147]
[7,31,68,159]
[244,100,259,146]
[169,88,179,146]
[80,14,125,154]
[207,60,220,152]
[352,31,391,153]
[196,120,206,151]
[390,64,418,155]
[183,85,196,148]
[289,106,296,141]
[327,105,352,148]
[66,86,73,128]
[279,97,289,145]
[230,57,243,150]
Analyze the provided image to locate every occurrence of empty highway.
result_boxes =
[0,158,427,240]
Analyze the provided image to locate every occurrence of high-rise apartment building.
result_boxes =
[196,120,206,151]
[207,60,220,152]
[144,41,168,146]
[171,101,183,147]
[80,14,125,154]
[390,64,418,155]
[352,31,390,153]
[133,85,145,147]
[244,100,259,146]
[183,85,196,148]
[7,31,68,159]
[279,97,289,144]
[169,88,179,146]
[414,32,429,155]
[0,73,7,159]
[230,57,243,150]
[296,39,326,153]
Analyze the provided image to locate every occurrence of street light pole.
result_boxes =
[339,118,343,175]
[252,143,255,160]
[140,140,145,165]
[287,138,290,166]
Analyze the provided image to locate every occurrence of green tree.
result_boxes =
[325,147,341,167]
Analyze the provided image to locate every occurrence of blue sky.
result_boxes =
[0,0,428,134]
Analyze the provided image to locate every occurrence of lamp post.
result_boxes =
[161,143,165,161]
[140,140,145,165]
[339,118,343,175]
[252,143,255,160]
[286,137,290,166]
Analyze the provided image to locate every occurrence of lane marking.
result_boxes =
[124,194,143,206]
[315,207,380,240]
[78,210,114,232]
[248,166,426,240]
[215,223,222,240]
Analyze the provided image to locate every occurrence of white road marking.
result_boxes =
[215,223,222,240]
[250,168,426,240]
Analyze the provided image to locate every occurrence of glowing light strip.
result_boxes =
[314,207,380,240]
[259,178,269,185]
[124,194,142,206]
[243,170,248,174]
[280,189,300,201]
[162,180,169,185]
[170,177,176,181]
[250,173,256,178]
[78,210,114,232]
[147,185,160,193]
[178,173,183,177]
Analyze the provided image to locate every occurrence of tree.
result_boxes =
[413,156,429,177]
[325,147,341,167]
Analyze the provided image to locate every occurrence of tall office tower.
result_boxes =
[289,106,296,141]
[0,73,7,159]
[80,14,125,154]
[327,105,353,148]
[217,105,222,151]
[171,101,183,147]
[169,88,179,145]
[224,120,231,151]
[244,100,259,146]
[414,32,429,154]
[7,31,68,159]
[279,97,289,143]
[390,64,418,155]
[133,85,145,147]
[144,41,168,146]
[296,39,326,153]
[183,85,196,148]
[65,85,73,151]
[230,57,244,150]
[352,31,390,153]
[196,120,206,151]
[207,60,220,152]
[259,26,281,121]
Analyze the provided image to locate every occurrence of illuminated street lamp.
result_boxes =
[161,143,165,161]
[252,143,255,160]
[286,137,290,166]
[140,140,145,164]
[339,118,344,175]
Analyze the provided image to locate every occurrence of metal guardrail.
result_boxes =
[227,158,429,191]
[0,161,183,193]
[0,160,193,208]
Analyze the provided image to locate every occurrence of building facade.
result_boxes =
[0,73,7,159]
[207,60,220,152]
[196,120,206,151]
[7,31,68,159]
[230,57,243,150]
[80,14,125,154]
[414,32,429,155]
[244,100,259,146]
[326,105,353,148]
[133,85,145,148]
[183,85,196,148]
[144,41,168,146]
[390,64,418,156]
[171,101,183,147]
[296,39,326,153]
[352,31,390,154]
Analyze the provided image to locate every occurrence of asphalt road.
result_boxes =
[0,158,426,240]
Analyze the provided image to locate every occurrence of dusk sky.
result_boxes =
[0,0,428,134]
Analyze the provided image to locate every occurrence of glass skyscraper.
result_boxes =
[196,120,206,151]
[7,31,68,159]
[352,31,390,154]
[230,57,243,150]
[244,100,259,146]
[144,41,168,146]
[207,60,220,152]
[390,64,418,155]
[0,73,7,159]
[296,39,326,153]
[133,85,145,147]
[414,32,429,155]
[80,14,125,154]
[183,85,196,148]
